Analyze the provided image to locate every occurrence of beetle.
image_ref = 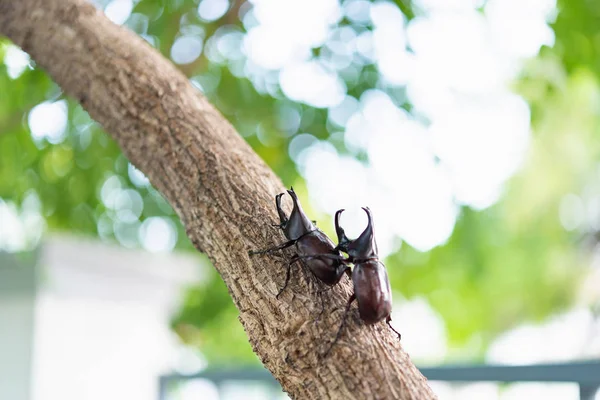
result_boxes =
[326,207,401,353]
[248,188,349,298]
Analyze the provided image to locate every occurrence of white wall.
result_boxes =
[0,294,35,400]
[0,236,203,400]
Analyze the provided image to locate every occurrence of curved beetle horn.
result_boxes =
[275,192,287,225]
[283,187,315,239]
[353,207,378,257]
[335,209,350,250]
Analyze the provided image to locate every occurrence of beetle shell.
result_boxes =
[296,231,347,286]
[352,260,392,324]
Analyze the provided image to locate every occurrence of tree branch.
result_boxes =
[0,0,436,398]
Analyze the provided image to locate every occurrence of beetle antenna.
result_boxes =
[386,316,402,340]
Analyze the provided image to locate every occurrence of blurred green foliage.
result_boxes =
[1,0,600,366]
[554,0,600,75]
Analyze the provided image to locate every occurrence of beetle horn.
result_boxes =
[284,188,315,239]
[335,209,351,250]
[353,207,378,257]
[275,192,287,226]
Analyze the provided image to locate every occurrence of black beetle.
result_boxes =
[249,188,349,298]
[326,207,401,352]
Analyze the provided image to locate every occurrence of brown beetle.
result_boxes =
[327,207,401,353]
[249,188,349,298]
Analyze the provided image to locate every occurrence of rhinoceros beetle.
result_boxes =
[325,207,401,353]
[248,188,349,298]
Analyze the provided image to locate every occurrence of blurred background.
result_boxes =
[1,0,600,398]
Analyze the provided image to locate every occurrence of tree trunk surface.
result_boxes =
[0,1,437,398]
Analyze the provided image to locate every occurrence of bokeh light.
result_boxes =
[171,36,204,64]
[28,100,69,144]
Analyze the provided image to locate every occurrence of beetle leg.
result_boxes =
[314,285,334,322]
[248,239,296,256]
[344,266,352,279]
[293,253,348,262]
[317,291,326,321]
[324,293,356,357]
[276,255,301,299]
[315,286,333,294]
[385,316,402,340]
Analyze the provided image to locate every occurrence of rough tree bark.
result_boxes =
[0,1,437,398]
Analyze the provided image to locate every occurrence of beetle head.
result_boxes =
[282,187,316,240]
[336,207,378,260]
